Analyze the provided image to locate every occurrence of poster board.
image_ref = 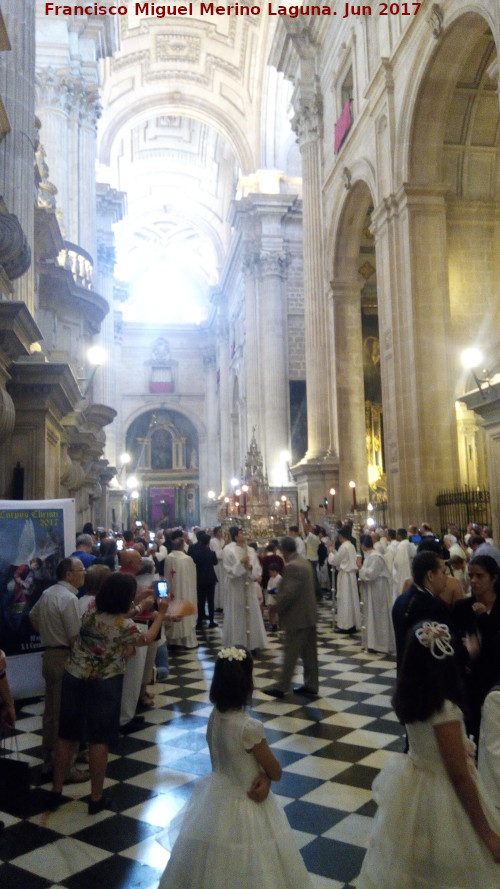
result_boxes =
[0,499,76,698]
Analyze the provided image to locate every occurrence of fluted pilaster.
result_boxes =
[370,184,459,526]
[257,250,290,486]
[330,280,368,516]
[36,68,101,256]
[0,0,35,309]
[217,317,233,496]
[292,89,331,460]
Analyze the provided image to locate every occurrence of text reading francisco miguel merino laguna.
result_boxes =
[45,3,423,17]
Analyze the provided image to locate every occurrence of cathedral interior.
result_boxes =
[0,1,499,535]
[0,4,499,887]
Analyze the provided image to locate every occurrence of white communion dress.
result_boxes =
[357,700,500,889]
[157,707,314,889]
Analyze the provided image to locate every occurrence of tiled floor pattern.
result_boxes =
[0,603,405,888]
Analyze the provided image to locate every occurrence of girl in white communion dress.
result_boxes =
[358,621,500,889]
[157,646,314,889]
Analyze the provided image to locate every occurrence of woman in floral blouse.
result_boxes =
[50,572,171,813]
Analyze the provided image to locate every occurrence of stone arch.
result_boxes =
[98,94,255,175]
[329,176,381,516]
[331,176,376,282]
[123,402,207,444]
[405,8,498,184]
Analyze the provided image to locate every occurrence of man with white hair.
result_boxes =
[443,534,467,562]
[29,558,89,781]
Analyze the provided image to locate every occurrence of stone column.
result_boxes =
[77,86,101,257]
[0,0,35,310]
[35,68,70,236]
[257,251,290,487]
[371,184,459,527]
[330,281,368,517]
[36,71,100,257]
[203,351,220,501]
[95,185,126,457]
[217,315,233,498]
[292,87,332,461]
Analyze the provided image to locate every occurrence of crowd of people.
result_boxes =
[2,513,500,886]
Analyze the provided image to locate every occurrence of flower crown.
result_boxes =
[217,646,247,662]
[415,622,454,660]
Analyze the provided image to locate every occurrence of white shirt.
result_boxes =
[294,536,306,557]
[29,581,81,647]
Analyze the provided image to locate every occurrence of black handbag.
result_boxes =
[0,731,31,813]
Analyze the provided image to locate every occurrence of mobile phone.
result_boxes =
[156,581,168,598]
[150,531,155,541]
[116,539,124,551]
[135,520,142,527]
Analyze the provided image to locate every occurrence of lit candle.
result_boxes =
[281,494,287,515]
[242,484,248,513]
[349,480,357,511]
[224,497,230,516]
[329,488,336,514]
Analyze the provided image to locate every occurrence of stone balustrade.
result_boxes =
[57,240,93,290]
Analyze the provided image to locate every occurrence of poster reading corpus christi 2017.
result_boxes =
[0,499,76,656]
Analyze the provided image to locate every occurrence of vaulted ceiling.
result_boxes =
[97,12,297,324]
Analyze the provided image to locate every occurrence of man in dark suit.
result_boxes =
[392,549,449,672]
[188,531,219,629]
[263,536,319,699]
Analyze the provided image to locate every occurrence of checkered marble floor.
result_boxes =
[0,603,404,889]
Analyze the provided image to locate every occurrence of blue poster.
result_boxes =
[0,506,67,655]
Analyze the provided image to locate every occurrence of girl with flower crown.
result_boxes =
[357,620,500,888]
[157,646,314,889]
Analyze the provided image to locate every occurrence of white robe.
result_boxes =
[329,540,361,630]
[222,543,267,651]
[165,550,198,648]
[358,550,395,654]
[392,539,416,602]
[210,536,226,610]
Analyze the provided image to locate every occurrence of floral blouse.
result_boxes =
[65,604,142,680]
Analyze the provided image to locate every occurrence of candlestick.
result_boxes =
[349,481,357,511]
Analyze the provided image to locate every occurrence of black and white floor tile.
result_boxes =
[0,604,404,888]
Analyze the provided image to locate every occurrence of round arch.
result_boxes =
[331,176,376,282]
[399,7,497,183]
[98,93,255,174]
[122,403,207,445]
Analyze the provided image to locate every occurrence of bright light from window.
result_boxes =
[461,348,483,369]
[87,345,106,366]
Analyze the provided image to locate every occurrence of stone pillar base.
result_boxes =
[291,455,339,526]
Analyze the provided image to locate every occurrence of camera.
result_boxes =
[156,580,168,598]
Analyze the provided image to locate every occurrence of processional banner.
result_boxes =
[0,499,76,660]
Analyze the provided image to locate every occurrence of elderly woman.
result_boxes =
[50,572,171,813]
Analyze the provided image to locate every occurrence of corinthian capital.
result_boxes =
[36,68,70,112]
[257,251,289,278]
[292,91,323,147]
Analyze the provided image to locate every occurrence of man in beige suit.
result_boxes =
[263,536,319,699]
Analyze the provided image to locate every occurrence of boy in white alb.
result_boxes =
[266,563,282,631]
